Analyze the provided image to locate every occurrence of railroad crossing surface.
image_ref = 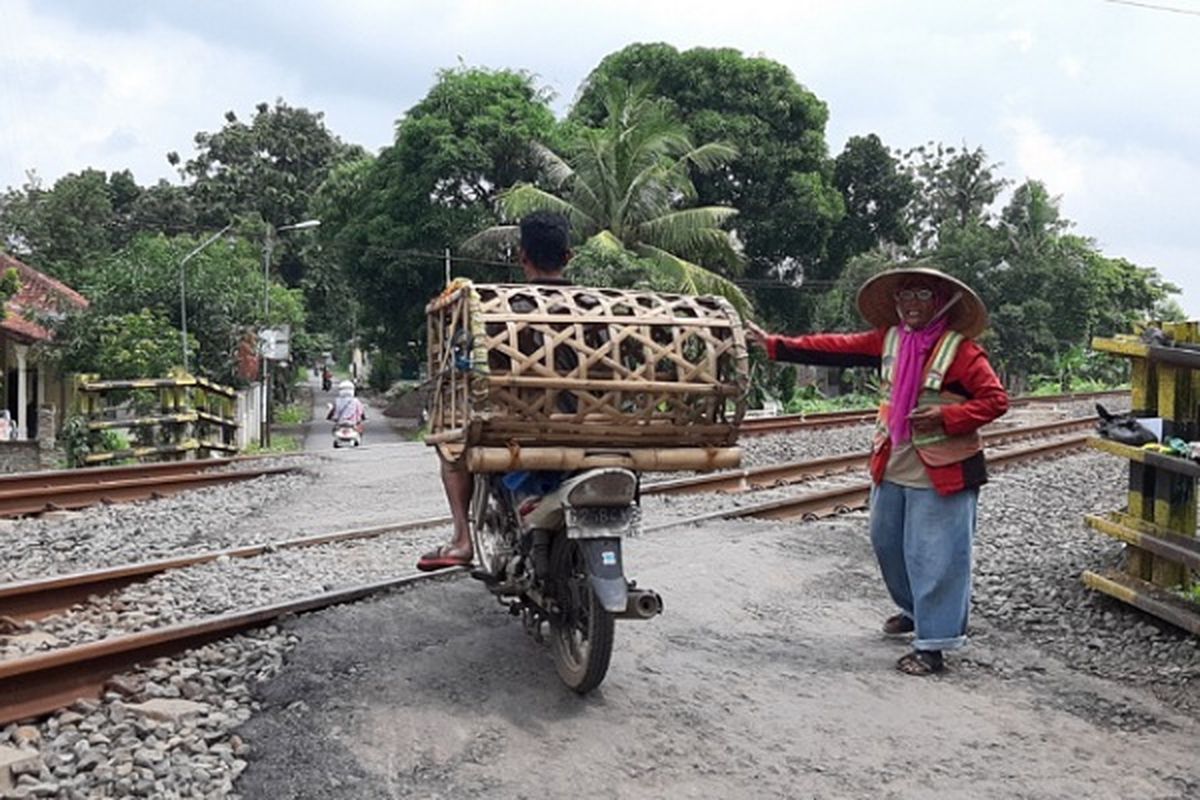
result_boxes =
[235,448,1199,800]
[2,395,1198,798]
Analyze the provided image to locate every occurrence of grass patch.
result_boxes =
[274,403,308,425]
[1182,580,1200,606]
[243,434,303,455]
[784,390,879,415]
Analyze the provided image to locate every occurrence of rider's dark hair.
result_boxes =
[519,211,571,271]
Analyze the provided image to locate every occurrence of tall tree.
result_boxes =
[0,169,147,286]
[60,232,304,385]
[317,68,558,354]
[828,135,915,269]
[903,143,1008,250]
[570,44,844,287]
[170,100,363,231]
[170,99,365,342]
[306,157,374,344]
[470,82,750,313]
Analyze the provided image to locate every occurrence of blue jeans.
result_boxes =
[868,480,978,651]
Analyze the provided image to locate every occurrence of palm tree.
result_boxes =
[465,83,750,314]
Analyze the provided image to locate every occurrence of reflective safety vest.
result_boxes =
[873,326,984,467]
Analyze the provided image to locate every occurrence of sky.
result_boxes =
[0,0,1196,315]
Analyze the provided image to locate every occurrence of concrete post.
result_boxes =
[14,345,27,441]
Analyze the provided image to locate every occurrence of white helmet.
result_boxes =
[337,380,355,397]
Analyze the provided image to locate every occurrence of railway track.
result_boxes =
[739,388,1124,436]
[0,420,1096,724]
[678,433,1089,524]
[0,517,451,623]
[0,457,303,518]
[645,416,1097,496]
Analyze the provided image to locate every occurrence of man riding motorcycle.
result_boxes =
[417,211,575,571]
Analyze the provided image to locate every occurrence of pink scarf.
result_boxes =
[888,292,951,447]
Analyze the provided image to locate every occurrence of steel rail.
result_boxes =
[0,418,1094,620]
[0,432,1094,724]
[645,417,1098,496]
[1,420,1097,619]
[0,516,453,622]
[0,569,464,725]
[0,464,303,518]
[0,455,275,493]
[648,433,1091,527]
[739,389,1125,437]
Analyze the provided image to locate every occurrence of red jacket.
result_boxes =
[766,328,1009,495]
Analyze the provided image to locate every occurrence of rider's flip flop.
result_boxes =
[416,545,471,572]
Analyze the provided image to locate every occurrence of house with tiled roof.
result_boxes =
[0,252,89,444]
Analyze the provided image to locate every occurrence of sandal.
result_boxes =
[882,614,915,636]
[896,649,944,676]
[416,544,472,572]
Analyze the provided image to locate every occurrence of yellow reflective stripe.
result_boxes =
[880,326,900,385]
[924,334,953,388]
[922,331,964,391]
[912,432,950,447]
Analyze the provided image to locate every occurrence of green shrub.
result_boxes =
[61,416,133,467]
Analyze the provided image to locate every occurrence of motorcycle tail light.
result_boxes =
[566,470,637,507]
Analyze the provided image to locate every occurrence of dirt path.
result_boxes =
[236,509,1199,799]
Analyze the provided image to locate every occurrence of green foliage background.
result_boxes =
[0,45,1182,399]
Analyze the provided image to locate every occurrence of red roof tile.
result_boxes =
[0,252,89,343]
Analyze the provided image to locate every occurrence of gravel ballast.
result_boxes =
[6,396,1197,799]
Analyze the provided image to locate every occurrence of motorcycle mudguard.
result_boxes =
[578,537,628,613]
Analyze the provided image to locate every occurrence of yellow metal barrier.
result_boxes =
[72,373,239,464]
[1084,321,1200,634]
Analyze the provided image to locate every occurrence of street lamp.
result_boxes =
[263,219,321,322]
[260,219,321,446]
[179,223,233,373]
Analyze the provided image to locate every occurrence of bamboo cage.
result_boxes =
[426,281,749,472]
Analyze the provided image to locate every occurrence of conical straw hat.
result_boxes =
[855,266,988,339]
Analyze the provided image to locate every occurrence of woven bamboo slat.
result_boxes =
[426,281,749,471]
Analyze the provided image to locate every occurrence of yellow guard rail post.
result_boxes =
[72,374,239,465]
[1083,321,1200,634]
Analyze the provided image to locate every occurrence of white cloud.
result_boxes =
[0,1,302,188]
[0,0,1196,316]
[1008,29,1035,52]
[1058,55,1083,80]
[1003,115,1200,315]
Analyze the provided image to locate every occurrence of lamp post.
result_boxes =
[178,223,233,373]
[260,219,321,447]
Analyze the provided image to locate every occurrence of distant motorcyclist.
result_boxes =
[321,366,333,392]
[326,380,366,432]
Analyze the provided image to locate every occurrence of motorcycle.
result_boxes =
[321,373,332,392]
[469,466,661,693]
[332,421,361,448]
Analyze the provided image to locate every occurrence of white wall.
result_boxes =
[236,382,265,449]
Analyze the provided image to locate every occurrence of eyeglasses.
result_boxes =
[895,289,934,302]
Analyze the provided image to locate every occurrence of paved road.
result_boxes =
[294,374,416,452]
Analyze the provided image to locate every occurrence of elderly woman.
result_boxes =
[747,264,1008,675]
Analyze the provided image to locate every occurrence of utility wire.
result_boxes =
[382,248,843,291]
[1103,0,1200,16]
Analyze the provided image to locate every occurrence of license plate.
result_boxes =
[565,506,636,538]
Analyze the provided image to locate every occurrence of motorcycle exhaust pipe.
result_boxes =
[615,588,663,620]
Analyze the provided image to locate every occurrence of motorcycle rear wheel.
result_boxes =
[469,479,511,577]
[548,536,614,694]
